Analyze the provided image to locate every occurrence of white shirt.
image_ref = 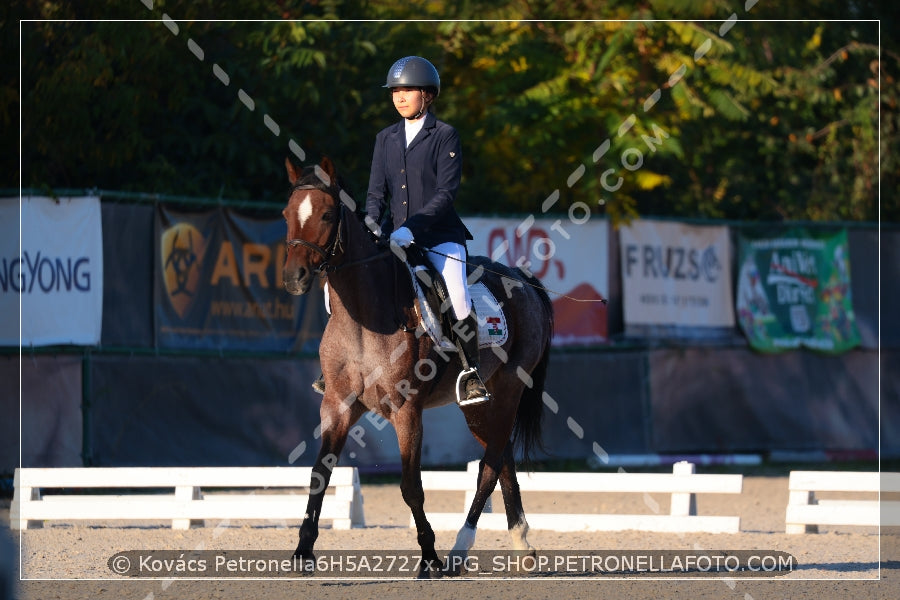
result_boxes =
[405,117,425,147]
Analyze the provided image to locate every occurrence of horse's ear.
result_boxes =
[285,157,301,185]
[319,156,337,183]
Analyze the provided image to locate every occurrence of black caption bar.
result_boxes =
[108,549,796,578]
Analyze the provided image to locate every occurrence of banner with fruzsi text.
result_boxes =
[619,219,734,339]
[466,216,609,346]
[736,228,860,353]
[0,196,103,346]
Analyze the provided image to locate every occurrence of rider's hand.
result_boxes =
[389,226,415,248]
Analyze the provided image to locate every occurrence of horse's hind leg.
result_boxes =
[294,396,364,561]
[450,390,527,564]
[449,443,534,558]
[497,443,535,554]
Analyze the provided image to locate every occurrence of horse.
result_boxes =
[281,157,554,577]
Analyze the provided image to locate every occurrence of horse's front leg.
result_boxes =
[394,404,442,578]
[447,451,503,568]
[294,394,363,562]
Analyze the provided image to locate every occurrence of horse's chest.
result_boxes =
[322,329,419,375]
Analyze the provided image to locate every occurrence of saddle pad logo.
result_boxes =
[470,283,509,348]
[486,316,504,336]
[407,267,509,350]
[160,222,206,319]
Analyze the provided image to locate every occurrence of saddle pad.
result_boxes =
[408,265,509,350]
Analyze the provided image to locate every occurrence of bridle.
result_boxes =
[285,183,389,275]
[285,183,345,274]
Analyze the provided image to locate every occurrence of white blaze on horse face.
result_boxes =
[295,192,314,231]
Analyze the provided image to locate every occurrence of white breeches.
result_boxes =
[426,242,472,322]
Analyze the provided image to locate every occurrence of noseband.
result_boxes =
[285,184,344,274]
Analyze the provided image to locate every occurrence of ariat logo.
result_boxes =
[161,223,206,318]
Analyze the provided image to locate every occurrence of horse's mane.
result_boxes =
[289,164,346,195]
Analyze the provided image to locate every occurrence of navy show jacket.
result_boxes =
[365,111,472,249]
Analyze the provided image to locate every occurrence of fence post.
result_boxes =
[670,461,697,517]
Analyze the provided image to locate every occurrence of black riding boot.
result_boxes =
[455,311,491,406]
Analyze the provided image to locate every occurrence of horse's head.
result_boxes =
[282,156,342,295]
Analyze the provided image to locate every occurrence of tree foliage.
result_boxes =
[4,0,894,222]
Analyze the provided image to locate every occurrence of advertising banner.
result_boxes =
[0,196,103,346]
[619,219,734,338]
[466,216,609,346]
[155,206,317,352]
[736,228,860,353]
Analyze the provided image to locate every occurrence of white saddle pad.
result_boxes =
[408,265,509,351]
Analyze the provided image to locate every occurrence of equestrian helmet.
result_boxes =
[383,56,440,96]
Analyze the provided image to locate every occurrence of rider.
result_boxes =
[311,57,489,405]
[370,55,489,406]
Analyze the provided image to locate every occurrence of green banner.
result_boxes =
[736,228,860,353]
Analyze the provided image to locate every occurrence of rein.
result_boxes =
[285,179,413,332]
[420,244,609,305]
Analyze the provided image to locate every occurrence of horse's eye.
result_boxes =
[322,211,336,223]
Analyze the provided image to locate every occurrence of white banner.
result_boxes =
[0,197,103,346]
[619,219,734,331]
[466,216,609,345]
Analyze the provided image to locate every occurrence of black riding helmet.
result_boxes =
[383,56,440,97]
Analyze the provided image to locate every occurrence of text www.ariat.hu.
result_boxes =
[209,298,294,320]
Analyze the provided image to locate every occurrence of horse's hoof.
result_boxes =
[416,568,443,579]
[506,549,539,575]
[416,557,444,579]
[442,551,469,577]
[292,547,316,573]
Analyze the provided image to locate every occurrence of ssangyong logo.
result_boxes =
[161,223,206,318]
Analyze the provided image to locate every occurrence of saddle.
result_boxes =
[403,246,508,351]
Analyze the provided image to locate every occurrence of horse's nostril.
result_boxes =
[282,266,311,295]
[283,267,307,281]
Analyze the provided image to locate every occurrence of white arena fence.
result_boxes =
[415,460,744,534]
[12,465,899,535]
[10,466,365,530]
[785,470,900,533]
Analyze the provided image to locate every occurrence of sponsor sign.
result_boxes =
[466,216,609,346]
[155,206,309,351]
[736,228,860,353]
[0,196,103,346]
[619,219,734,336]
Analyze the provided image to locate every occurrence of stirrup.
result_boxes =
[456,368,490,407]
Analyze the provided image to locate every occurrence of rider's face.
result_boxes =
[392,87,430,120]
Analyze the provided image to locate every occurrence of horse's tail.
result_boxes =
[511,269,554,466]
